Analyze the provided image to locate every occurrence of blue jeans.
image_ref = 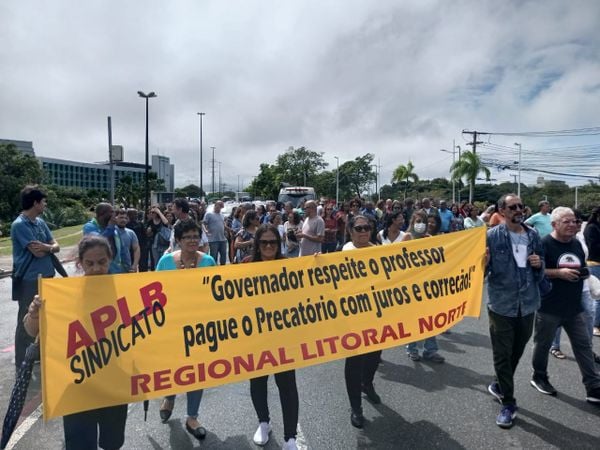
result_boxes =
[532,311,600,391]
[165,390,203,418]
[209,240,228,265]
[406,337,439,356]
[551,290,595,349]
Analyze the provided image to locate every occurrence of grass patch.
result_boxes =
[0,224,84,257]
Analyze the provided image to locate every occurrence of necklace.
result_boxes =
[179,252,199,269]
[509,231,526,253]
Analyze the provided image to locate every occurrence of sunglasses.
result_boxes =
[506,203,524,211]
[353,225,371,233]
[259,239,278,247]
[180,235,200,241]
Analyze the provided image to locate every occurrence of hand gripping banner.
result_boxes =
[40,227,486,419]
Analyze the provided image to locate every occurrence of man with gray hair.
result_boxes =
[298,200,324,256]
[530,206,600,402]
[203,200,227,265]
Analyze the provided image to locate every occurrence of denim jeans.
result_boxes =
[165,389,203,418]
[552,290,595,349]
[488,309,534,406]
[209,240,228,265]
[406,337,439,356]
[532,311,600,391]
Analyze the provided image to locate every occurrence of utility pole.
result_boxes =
[514,142,522,198]
[211,146,216,195]
[107,116,114,205]
[462,130,487,154]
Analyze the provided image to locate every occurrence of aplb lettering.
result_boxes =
[66,281,167,358]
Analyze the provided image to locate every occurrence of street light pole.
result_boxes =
[334,156,339,207]
[138,91,157,212]
[440,148,456,204]
[456,144,462,203]
[197,112,205,200]
[514,142,522,198]
[211,146,216,196]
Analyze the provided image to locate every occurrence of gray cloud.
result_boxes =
[1,0,599,193]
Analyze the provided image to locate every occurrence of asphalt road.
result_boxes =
[0,267,599,449]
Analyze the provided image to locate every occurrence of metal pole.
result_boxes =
[144,98,149,211]
[514,142,522,198]
[198,112,205,199]
[138,91,156,212]
[108,116,114,204]
[211,146,216,195]
[334,156,339,207]
[218,161,222,196]
[456,144,461,203]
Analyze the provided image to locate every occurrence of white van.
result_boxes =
[277,186,316,208]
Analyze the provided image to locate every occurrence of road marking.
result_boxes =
[3,404,42,450]
[1,345,15,353]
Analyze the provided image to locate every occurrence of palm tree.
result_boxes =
[392,161,419,200]
[450,151,491,203]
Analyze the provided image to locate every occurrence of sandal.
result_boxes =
[550,348,566,359]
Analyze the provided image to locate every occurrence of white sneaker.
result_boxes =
[282,438,298,450]
[253,421,272,446]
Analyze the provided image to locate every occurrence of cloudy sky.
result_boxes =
[1,0,599,193]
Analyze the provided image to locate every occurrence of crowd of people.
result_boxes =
[9,185,600,448]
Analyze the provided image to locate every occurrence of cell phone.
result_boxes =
[579,267,590,278]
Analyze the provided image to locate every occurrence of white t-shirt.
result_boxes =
[378,229,405,245]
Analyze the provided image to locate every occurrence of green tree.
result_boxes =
[174,184,203,199]
[247,163,281,200]
[276,146,328,186]
[0,143,44,223]
[338,154,376,199]
[450,151,491,203]
[392,161,419,200]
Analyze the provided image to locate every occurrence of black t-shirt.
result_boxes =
[540,234,585,317]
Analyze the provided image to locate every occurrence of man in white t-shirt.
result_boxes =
[298,200,324,256]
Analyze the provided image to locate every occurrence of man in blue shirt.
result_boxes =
[11,185,59,368]
[438,200,454,233]
[116,208,140,272]
[83,202,123,273]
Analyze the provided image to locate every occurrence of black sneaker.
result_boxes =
[586,387,600,403]
[530,376,557,396]
[361,383,381,404]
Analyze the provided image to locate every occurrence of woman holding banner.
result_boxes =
[245,224,300,450]
[342,214,383,429]
[155,219,216,441]
[23,235,128,450]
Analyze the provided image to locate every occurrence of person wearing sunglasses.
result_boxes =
[155,219,216,441]
[244,224,300,450]
[342,215,382,428]
[485,194,545,428]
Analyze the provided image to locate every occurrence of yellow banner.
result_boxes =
[40,227,486,419]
